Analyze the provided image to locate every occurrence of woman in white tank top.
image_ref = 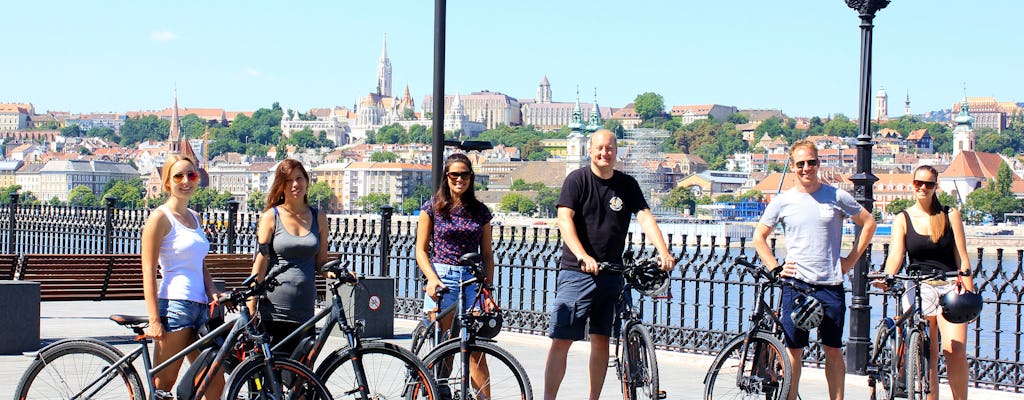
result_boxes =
[140,154,224,398]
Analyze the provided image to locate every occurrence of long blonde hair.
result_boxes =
[915,165,946,243]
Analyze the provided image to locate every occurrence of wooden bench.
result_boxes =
[0,254,19,281]
[20,254,143,301]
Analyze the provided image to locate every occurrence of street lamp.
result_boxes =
[845,0,888,374]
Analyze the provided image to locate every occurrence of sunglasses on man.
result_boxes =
[794,159,819,168]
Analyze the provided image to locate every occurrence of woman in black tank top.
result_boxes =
[878,165,973,400]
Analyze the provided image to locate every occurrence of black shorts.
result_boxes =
[780,279,846,349]
[548,269,626,340]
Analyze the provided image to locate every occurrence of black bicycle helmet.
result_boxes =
[625,261,669,297]
[939,289,983,324]
[470,309,504,338]
[790,295,824,331]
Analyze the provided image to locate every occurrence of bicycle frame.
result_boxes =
[732,273,788,389]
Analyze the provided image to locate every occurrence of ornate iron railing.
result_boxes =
[1,198,1021,392]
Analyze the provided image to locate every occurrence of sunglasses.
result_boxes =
[172,171,200,184]
[447,171,472,180]
[912,180,936,189]
[794,159,819,168]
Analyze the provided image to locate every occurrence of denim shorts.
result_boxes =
[780,279,846,349]
[158,299,210,333]
[548,269,626,341]
[422,263,480,314]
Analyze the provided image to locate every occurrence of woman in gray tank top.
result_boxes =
[249,159,330,355]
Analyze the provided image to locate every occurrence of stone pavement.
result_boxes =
[2,300,1021,399]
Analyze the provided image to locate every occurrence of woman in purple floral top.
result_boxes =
[416,153,495,321]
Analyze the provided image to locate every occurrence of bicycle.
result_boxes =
[267,258,440,399]
[703,257,815,400]
[596,251,669,400]
[14,262,331,400]
[866,266,960,400]
[418,252,534,400]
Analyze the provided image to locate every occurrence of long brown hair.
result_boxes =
[265,159,310,210]
[915,165,946,243]
[433,153,483,218]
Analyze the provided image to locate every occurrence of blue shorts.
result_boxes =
[158,299,210,333]
[422,263,480,314]
[548,269,626,341]
[780,279,845,349]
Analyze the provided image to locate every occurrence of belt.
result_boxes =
[922,279,950,286]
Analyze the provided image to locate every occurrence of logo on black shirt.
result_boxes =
[609,196,623,211]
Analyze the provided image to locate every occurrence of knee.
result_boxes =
[549,338,573,353]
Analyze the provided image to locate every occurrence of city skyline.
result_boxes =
[3,1,1022,119]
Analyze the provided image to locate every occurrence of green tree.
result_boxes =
[535,187,559,217]
[662,186,698,213]
[715,194,737,203]
[355,193,390,213]
[370,151,399,162]
[602,119,625,138]
[965,186,1020,222]
[307,181,334,211]
[103,179,145,208]
[86,126,117,142]
[995,161,1014,197]
[61,124,84,137]
[886,197,914,216]
[726,113,749,124]
[633,92,665,121]
[975,128,1011,154]
[737,190,763,202]
[120,115,170,146]
[247,191,266,212]
[938,191,960,208]
[510,179,546,191]
[498,193,537,215]
[68,185,99,207]
[48,196,63,206]
[822,114,858,137]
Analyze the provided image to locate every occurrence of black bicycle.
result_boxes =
[597,251,669,400]
[268,258,440,399]
[14,262,331,400]
[867,266,960,400]
[703,257,816,400]
[417,252,534,400]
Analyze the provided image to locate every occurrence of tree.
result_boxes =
[86,126,117,142]
[535,187,559,217]
[510,179,546,191]
[247,191,266,212]
[60,124,84,137]
[48,196,63,206]
[370,151,398,162]
[965,186,1020,223]
[976,128,1012,154]
[68,185,99,207]
[355,193,390,213]
[886,197,914,216]
[103,178,145,208]
[602,119,625,138]
[938,191,960,208]
[995,162,1014,197]
[737,190,763,202]
[822,114,859,137]
[307,181,334,211]
[633,92,665,121]
[662,186,697,214]
[727,113,749,124]
[498,193,537,215]
[715,194,737,203]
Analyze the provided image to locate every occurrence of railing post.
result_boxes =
[8,191,17,255]
[227,200,239,254]
[104,197,116,255]
[379,205,393,276]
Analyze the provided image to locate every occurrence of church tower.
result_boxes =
[952,91,976,158]
[565,87,589,175]
[875,86,888,122]
[585,88,601,132]
[904,91,911,116]
[536,75,552,103]
[376,34,392,97]
[168,89,181,153]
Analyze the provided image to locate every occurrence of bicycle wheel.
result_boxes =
[904,330,928,400]
[703,332,792,400]
[622,323,660,400]
[225,356,331,399]
[14,338,145,400]
[410,320,439,360]
[423,340,533,400]
[315,341,439,399]
[870,321,897,400]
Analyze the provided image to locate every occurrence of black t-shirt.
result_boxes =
[557,167,649,270]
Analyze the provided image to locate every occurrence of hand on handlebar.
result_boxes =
[869,273,892,291]
[424,278,447,301]
[579,254,599,275]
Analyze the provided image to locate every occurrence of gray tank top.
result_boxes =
[265,207,319,323]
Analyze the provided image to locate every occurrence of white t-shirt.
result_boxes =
[157,206,210,302]
[759,184,863,285]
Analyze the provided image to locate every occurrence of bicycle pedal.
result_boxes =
[657,390,667,399]
[154,390,174,400]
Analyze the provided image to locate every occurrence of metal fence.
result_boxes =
[1,197,1022,392]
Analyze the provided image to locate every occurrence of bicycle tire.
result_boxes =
[905,330,927,400]
[14,338,145,400]
[410,319,438,360]
[423,339,533,400]
[315,341,439,399]
[622,323,660,400]
[870,321,897,400]
[703,331,792,400]
[225,356,331,399]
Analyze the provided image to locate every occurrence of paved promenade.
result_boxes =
[2,300,1021,399]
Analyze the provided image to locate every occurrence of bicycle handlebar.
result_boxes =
[733,257,812,295]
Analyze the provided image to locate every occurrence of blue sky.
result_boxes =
[3,1,1021,119]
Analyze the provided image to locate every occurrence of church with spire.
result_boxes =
[521,76,610,131]
[564,88,603,175]
[351,33,416,142]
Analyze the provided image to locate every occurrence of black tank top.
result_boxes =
[902,209,956,275]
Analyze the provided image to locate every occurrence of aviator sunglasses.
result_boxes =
[172,170,200,184]
[912,180,936,189]
[447,171,472,180]
[794,159,819,168]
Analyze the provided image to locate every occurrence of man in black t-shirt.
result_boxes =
[544,129,676,400]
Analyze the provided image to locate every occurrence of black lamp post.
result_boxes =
[845,0,888,374]
[431,0,447,193]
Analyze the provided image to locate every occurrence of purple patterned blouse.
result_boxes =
[421,198,492,265]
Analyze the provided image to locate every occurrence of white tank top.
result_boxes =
[157,205,210,302]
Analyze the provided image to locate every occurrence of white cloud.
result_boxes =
[151,30,178,42]
[246,67,261,78]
